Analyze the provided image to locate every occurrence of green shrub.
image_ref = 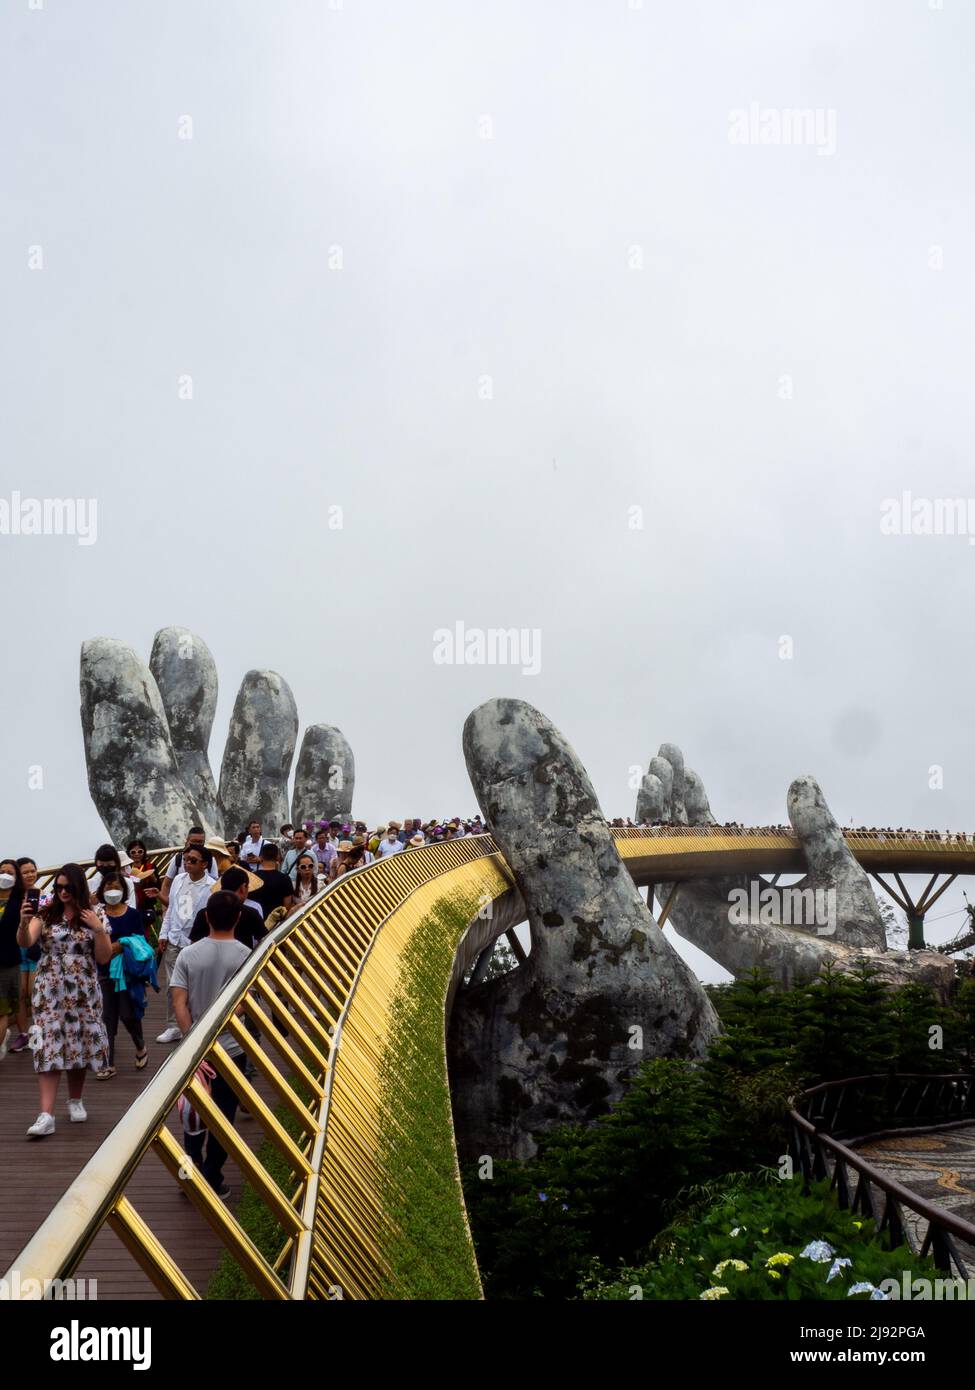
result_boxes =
[579,1178,940,1300]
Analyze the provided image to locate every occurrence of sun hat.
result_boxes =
[210,866,264,895]
[409,834,425,847]
[338,840,353,853]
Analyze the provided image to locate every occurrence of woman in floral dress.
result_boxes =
[16,862,111,1138]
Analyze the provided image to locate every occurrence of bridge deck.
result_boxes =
[0,986,274,1298]
[612,828,975,883]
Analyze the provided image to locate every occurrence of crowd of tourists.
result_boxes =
[0,813,488,1192]
[614,818,975,842]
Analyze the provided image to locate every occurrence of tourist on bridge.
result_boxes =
[240,820,267,869]
[126,839,161,938]
[252,843,294,919]
[92,871,151,1080]
[16,862,111,1138]
[191,867,268,950]
[171,891,253,1199]
[281,827,316,881]
[0,857,22,1059]
[378,826,404,859]
[90,844,137,909]
[156,847,218,1044]
[159,827,214,909]
[351,833,374,865]
[0,857,41,1055]
[313,826,336,873]
[293,854,319,905]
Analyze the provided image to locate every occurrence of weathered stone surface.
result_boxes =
[657,743,688,824]
[291,724,355,826]
[449,698,719,1162]
[218,670,298,836]
[639,745,951,996]
[148,627,221,834]
[80,638,203,846]
[646,756,674,817]
[787,775,885,950]
[636,771,667,824]
[683,768,713,824]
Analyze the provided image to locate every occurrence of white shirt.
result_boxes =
[160,871,217,949]
[240,835,266,865]
[378,838,403,858]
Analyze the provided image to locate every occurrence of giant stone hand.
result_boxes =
[80,627,354,846]
[448,699,719,1162]
[638,745,952,995]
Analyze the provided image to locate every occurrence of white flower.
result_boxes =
[700,1286,730,1300]
[712,1259,747,1278]
[800,1240,835,1263]
[730,1226,745,1237]
[847,1281,888,1299]
[826,1258,852,1282]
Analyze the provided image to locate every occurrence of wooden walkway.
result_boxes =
[0,986,276,1299]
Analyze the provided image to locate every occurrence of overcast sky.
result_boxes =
[2,0,973,979]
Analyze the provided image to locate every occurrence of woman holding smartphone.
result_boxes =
[11,857,41,1052]
[0,858,20,1057]
[16,862,111,1138]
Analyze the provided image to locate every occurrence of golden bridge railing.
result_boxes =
[5,835,511,1301]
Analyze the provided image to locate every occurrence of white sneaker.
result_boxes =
[156,1026,183,1044]
[68,1099,87,1123]
[27,1112,55,1138]
[0,1034,8,1060]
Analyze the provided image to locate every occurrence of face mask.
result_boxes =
[104,889,124,905]
[0,873,15,890]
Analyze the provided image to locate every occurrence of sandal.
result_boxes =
[95,1067,116,1080]
[135,1049,149,1070]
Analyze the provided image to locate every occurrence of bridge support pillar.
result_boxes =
[907,910,926,951]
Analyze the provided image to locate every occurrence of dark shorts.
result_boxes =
[0,964,20,1016]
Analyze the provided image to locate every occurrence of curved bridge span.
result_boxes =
[4,827,974,1300]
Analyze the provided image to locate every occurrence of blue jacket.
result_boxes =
[108,935,160,1021]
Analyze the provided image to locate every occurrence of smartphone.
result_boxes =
[26,888,40,910]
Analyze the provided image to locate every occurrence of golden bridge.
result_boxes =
[3,826,974,1300]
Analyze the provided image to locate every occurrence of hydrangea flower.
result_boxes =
[700,1286,730,1300]
[800,1240,835,1263]
[766,1252,795,1269]
[768,1270,781,1280]
[848,1281,889,1300]
[827,1258,852,1282]
[538,1193,547,1202]
[712,1259,747,1278]
[730,1227,745,1237]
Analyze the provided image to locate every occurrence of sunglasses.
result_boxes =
[55,882,75,895]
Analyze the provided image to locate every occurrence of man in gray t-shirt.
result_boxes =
[170,891,253,1196]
